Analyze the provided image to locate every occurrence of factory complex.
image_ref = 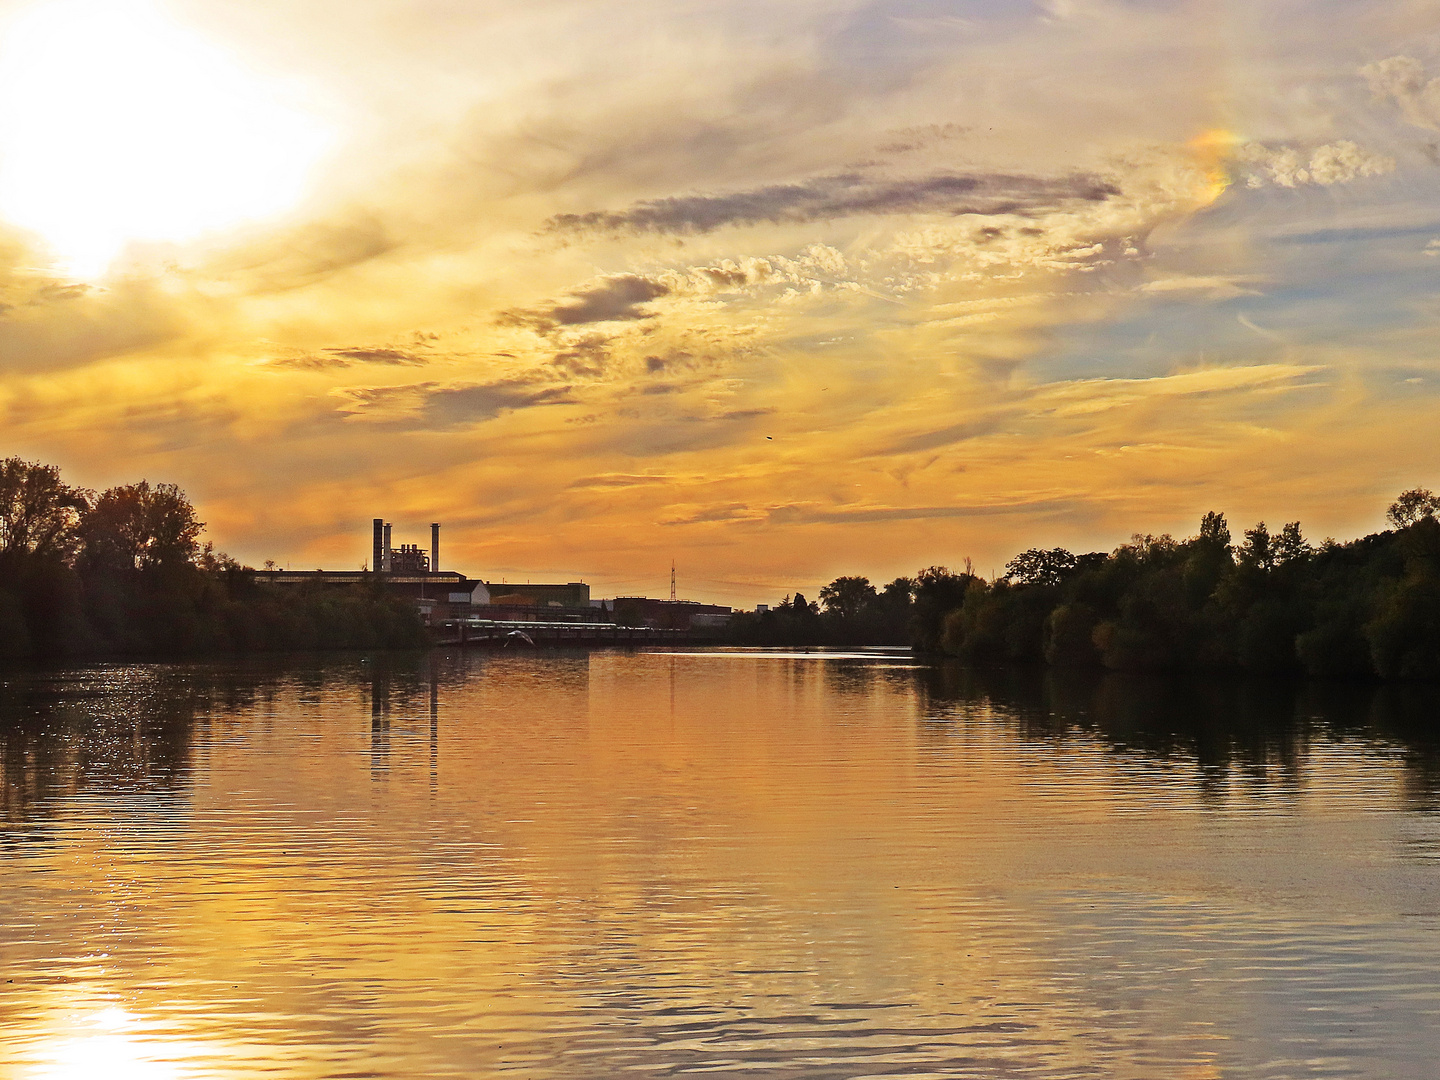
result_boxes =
[249,518,733,636]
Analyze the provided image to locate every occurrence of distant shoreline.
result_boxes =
[6,455,1440,681]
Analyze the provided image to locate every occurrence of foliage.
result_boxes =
[0,458,89,562]
[819,576,876,621]
[0,458,428,658]
[1004,548,1077,587]
[78,481,204,573]
[1387,488,1440,530]
[730,490,1440,680]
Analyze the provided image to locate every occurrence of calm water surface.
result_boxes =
[2,649,1440,1078]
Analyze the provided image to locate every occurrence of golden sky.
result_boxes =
[2,0,1439,604]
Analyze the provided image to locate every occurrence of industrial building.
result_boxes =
[609,597,733,631]
[252,518,602,628]
[488,582,591,609]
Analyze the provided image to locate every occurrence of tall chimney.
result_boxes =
[382,522,392,572]
[430,522,440,575]
[372,518,384,572]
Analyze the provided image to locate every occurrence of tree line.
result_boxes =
[730,490,1440,680]
[0,458,427,658]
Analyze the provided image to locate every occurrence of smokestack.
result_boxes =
[382,522,392,572]
[430,522,440,575]
[372,518,383,573]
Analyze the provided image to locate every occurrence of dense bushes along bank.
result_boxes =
[0,458,427,658]
[731,491,1440,680]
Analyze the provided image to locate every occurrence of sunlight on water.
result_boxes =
[15,1003,198,1080]
[2,652,1439,1078]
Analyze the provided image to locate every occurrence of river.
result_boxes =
[2,649,1439,1078]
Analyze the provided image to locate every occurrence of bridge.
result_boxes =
[433,617,691,647]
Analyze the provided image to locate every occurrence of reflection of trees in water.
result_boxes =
[0,653,474,841]
[918,663,1440,809]
[1369,684,1440,812]
[0,665,211,842]
[821,659,919,699]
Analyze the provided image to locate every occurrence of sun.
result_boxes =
[0,0,335,279]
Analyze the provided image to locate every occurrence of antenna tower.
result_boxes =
[670,560,677,602]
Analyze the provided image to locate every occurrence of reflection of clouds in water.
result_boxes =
[0,654,1439,1077]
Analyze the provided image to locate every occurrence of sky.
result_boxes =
[1,0,1438,605]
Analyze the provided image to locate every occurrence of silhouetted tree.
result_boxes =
[1238,522,1275,572]
[0,459,427,658]
[820,576,876,621]
[0,458,88,562]
[78,481,203,573]
[710,488,1440,679]
[1388,489,1440,530]
[911,566,975,652]
[1275,521,1312,566]
[1004,547,1078,587]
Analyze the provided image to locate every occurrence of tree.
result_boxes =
[1238,522,1275,572]
[879,577,915,605]
[79,481,204,573]
[1004,547,1077,587]
[910,566,975,651]
[0,457,89,562]
[1275,521,1312,565]
[1197,510,1231,551]
[1387,488,1440,529]
[786,592,819,616]
[1121,533,1180,564]
[819,576,876,620]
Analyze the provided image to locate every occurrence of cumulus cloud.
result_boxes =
[547,170,1120,236]
[1362,55,1440,130]
[1237,140,1394,189]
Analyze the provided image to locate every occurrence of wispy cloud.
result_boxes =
[272,346,431,370]
[338,378,573,429]
[547,170,1121,236]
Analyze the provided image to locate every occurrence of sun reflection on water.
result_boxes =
[27,1005,190,1080]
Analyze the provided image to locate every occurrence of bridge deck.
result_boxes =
[432,619,691,647]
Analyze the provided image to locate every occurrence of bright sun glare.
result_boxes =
[0,0,333,278]
[30,1006,188,1080]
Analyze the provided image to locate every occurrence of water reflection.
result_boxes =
[1,651,1439,1079]
[0,666,205,844]
[922,664,1440,810]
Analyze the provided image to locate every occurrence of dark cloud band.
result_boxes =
[548,170,1120,236]
[501,274,670,332]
